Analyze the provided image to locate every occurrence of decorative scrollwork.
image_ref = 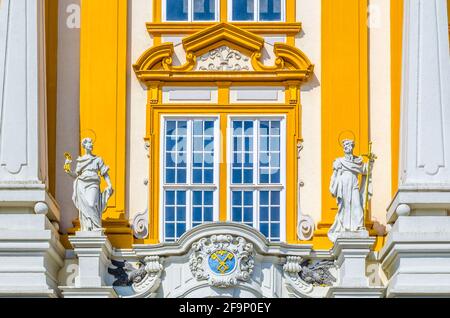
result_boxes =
[189,235,254,288]
[108,256,164,298]
[196,46,252,71]
[284,256,336,297]
[132,209,149,239]
[297,215,315,241]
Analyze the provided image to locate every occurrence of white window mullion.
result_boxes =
[214,119,220,222]
[253,119,259,187]
[186,119,192,230]
[255,0,260,22]
[187,189,192,231]
[253,119,259,229]
[189,0,193,22]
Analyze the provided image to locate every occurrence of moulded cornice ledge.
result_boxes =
[146,22,303,36]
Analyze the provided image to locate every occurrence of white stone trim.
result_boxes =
[230,87,285,104]
[162,87,218,104]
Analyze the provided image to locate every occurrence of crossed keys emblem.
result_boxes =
[210,250,235,274]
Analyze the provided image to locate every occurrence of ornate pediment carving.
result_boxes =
[133,23,314,83]
[195,46,252,71]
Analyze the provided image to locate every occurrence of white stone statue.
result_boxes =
[64,138,114,232]
[328,140,374,242]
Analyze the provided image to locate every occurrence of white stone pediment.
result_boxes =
[195,46,253,71]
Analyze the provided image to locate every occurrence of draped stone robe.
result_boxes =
[72,154,111,231]
[328,155,369,242]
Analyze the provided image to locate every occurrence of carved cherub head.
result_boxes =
[342,139,355,155]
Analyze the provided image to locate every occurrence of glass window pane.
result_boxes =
[192,191,214,227]
[166,191,175,205]
[165,223,175,239]
[259,120,281,184]
[165,120,188,184]
[193,169,203,183]
[233,207,242,222]
[260,207,269,221]
[259,0,282,21]
[166,207,175,221]
[204,208,213,222]
[192,120,215,185]
[271,207,280,221]
[193,207,202,222]
[243,169,253,184]
[259,190,281,241]
[177,169,187,183]
[232,191,242,205]
[270,223,280,239]
[176,223,186,237]
[166,0,188,21]
[232,0,255,21]
[204,169,213,183]
[232,120,254,185]
[166,121,176,134]
[244,207,253,222]
[232,191,253,225]
[271,190,280,205]
[166,169,176,183]
[260,223,269,237]
[194,0,216,21]
[204,191,213,205]
[176,191,186,206]
[177,207,186,221]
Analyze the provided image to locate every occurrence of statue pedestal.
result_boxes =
[327,231,384,298]
[61,231,117,298]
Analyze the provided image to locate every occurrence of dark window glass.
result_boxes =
[194,0,215,21]
[232,0,255,21]
[259,0,282,21]
[166,0,188,21]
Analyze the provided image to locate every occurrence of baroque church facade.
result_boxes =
[0,0,449,298]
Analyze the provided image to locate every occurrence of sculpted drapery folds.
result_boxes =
[65,138,114,231]
[328,140,374,242]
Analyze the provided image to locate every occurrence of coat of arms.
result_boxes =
[189,235,254,288]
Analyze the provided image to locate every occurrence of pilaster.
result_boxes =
[381,0,450,298]
[0,0,64,297]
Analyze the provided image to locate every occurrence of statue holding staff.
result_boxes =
[64,138,114,232]
[328,139,376,242]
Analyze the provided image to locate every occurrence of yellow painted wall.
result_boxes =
[317,0,370,249]
[75,0,132,247]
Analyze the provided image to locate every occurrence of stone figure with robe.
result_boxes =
[64,138,114,231]
[328,139,374,242]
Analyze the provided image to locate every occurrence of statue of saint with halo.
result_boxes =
[328,138,375,242]
[64,137,114,232]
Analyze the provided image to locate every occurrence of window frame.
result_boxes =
[159,115,221,242]
[162,0,220,22]
[228,0,286,23]
[226,115,287,242]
